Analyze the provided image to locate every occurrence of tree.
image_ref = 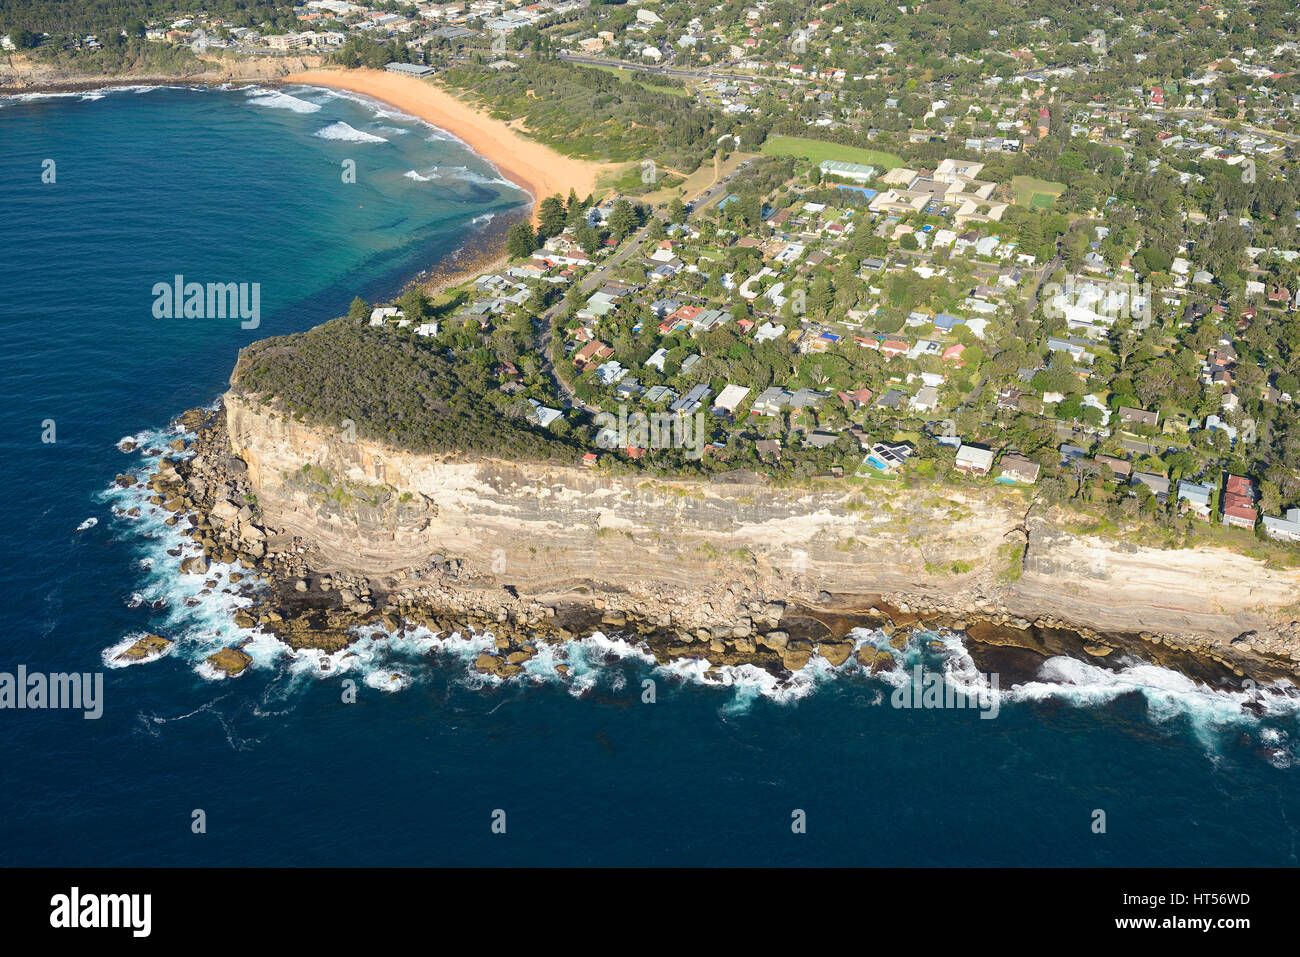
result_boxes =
[398,287,429,323]
[506,221,538,259]
[348,296,371,322]
[538,195,566,239]
[608,199,637,241]
[575,224,601,256]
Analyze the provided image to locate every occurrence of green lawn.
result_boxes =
[1011,175,1066,208]
[760,135,905,171]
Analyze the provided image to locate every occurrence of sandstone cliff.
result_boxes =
[222,392,1300,674]
[0,52,323,91]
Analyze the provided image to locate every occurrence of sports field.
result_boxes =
[1011,175,1065,208]
[761,135,905,170]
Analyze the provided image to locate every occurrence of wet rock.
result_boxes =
[782,641,813,671]
[817,639,854,667]
[206,646,252,676]
[115,633,171,663]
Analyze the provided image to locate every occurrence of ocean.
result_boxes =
[1,84,1298,868]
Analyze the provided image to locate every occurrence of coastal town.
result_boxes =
[4,0,1300,556]
[359,138,1300,547]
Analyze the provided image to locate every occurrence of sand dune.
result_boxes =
[283,68,610,221]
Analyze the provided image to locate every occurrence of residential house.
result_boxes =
[714,384,751,414]
[954,444,995,476]
[1118,406,1160,430]
[1262,507,1300,542]
[1222,474,1258,529]
[998,454,1040,484]
[1177,480,1216,520]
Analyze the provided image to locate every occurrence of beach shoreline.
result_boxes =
[280,67,612,224]
[403,206,527,300]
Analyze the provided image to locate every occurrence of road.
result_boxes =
[538,217,659,413]
[556,50,811,89]
[534,158,739,414]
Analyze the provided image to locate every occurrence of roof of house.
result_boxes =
[998,454,1040,481]
[955,444,996,471]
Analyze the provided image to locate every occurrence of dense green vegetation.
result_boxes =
[235,316,584,462]
[439,58,720,171]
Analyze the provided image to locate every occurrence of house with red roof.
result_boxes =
[574,340,614,371]
[1222,474,1258,529]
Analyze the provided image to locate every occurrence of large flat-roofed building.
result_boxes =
[385,62,436,77]
[819,160,876,183]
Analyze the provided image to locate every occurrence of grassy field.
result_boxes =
[760,135,905,171]
[1011,175,1066,208]
[581,63,691,98]
[601,163,686,196]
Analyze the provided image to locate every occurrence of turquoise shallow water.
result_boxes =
[2,85,1300,867]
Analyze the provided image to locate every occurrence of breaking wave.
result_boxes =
[245,89,322,114]
[313,121,387,143]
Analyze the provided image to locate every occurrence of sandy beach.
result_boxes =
[282,68,610,222]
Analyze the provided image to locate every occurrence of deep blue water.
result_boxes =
[2,86,1299,867]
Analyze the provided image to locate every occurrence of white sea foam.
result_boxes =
[434,165,515,189]
[247,90,322,114]
[7,91,91,101]
[314,121,387,143]
[365,670,412,693]
[404,169,434,182]
[98,415,277,681]
[6,84,185,104]
[1008,654,1300,736]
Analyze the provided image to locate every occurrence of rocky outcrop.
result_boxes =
[115,633,172,663]
[206,647,252,677]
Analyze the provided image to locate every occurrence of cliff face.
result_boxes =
[0,52,323,90]
[224,392,1300,661]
